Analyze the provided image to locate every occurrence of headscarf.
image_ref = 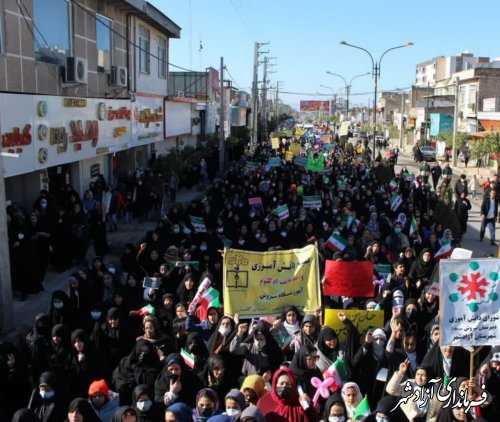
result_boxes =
[299,314,320,347]
[67,398,101,422]
[11,409,38,422]
[193,388,219,422]
[240,374,266,403]
[341,382,363,418]
[111,406,137,422]
[166,403,193,422]
[323,392,347,421]
[256,367,308,422]
[316,326,340,361]
[411,248,435,280]
[239,406,265,422]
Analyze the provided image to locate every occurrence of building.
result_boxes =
[0,0,180,210]
[415,52,500,87]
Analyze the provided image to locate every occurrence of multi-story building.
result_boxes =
[415,52,500,87]
[0,0,180,210]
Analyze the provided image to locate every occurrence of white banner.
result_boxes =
[440,259,500,346]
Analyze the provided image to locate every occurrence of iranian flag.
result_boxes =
[189,215,207,233]
[435,242,453,261]
[303,195,322,210]
[409,215,418,236]
[194,286,220,321]
[390,193,403,211]
[353,395,371,420]
[323,358,347,391]
[326,234,347,253]
[181,348,195,369]
[389,179,398,190]
[272,204,289,220]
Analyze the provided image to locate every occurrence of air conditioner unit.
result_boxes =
[65,56,88,84]
[109,65,128,87]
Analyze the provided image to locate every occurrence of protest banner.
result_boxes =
[324,309,384,342]
[294,156,307,167]
[189,215,207,233]
[268,157,281,167]
[285,151,294,162]
[272,204,289,220]
[271,138,280,149]
[303,195,322,210]
[248,196,263,210]
[324,260,374,297]
[290,143,301,156]
[223,244,320,317]
[374,264,391,280]
[439,258,500,346]
[450,248,473,260]
[244,160,259,170]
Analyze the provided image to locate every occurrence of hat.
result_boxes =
[88,379,110,399]
[372,329,387,340]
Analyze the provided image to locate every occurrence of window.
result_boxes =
[139,25,150,73]
[158,37,167,78]
[33,0,71,63]
[96,14,112,71]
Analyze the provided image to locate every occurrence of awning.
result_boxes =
[479,119,500,131]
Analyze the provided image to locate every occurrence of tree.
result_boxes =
[470,138,489,162]
[436,131,468,149]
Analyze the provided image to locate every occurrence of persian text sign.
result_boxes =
[440,259,500,346]
[223,245,320,317]
[324,309,384,342]
[300,100,330,111]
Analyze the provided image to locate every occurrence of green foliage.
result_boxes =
[388,125,399,139]
[484,131,500,153]
[436,131,468,149]
[470,138,489,161]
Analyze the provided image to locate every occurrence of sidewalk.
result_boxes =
[6,185,207,340]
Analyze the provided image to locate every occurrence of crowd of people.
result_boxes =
[1,134,499,422]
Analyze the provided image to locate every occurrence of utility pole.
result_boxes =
[425,81,430,144]
[452,77,459,167]
[219,56,225,174]
[0,114,14,334]
[275,81,281,128]
[250,42,269,150]
[399,90,405,148]
[261,56,268,139]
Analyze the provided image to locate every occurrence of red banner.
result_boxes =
[300,100,330,111]
[324,260,374,297]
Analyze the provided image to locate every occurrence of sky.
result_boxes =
[149,0,500,110]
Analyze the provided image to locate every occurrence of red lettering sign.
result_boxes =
[108,107,131,121]
[2,124,32,147]
[69,120,99,145]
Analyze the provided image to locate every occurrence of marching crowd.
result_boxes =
[1,135,499,422]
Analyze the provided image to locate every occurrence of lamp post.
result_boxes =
[320,84,336,116]
[340,41,413,159]
[326,71,370,120]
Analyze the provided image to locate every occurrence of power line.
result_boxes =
[224,65,241,89]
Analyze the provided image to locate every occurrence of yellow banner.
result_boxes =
[289,143,301,156]
[271,138,280,149]
[223,245,320,317]
[321,134,331,144]
[285,151,294,162]
[324,309,384,341]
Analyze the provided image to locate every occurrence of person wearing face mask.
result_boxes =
[352,328,389,407]
[155,353,203,408]
[187,306,220,343]
[206,316,242,375]
[323,393,348,422]
[193,388,219,422]
[48,290,76,330]
[363,395,402,422]
[132,384,163,422]
[28,371,69,422]
[256,367,312,422]
[230,324,281,376]
[112,340,162,405]
[223,389,247,419]
[385,222,410,258]
[386,362,442,422]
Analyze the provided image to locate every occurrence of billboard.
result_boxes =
[300,100,330,111]
[430,113,454,137]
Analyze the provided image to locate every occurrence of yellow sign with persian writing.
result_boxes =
[223,245,320,317]
[290,143,301,156]
[271,138,280,149]
[324,309,384,341]
[321,135,331,144]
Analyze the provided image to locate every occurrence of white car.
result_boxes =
[419,146,437,161]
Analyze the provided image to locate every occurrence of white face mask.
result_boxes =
[238,240,245,245]
[329,416,345,422]
[18,233,25,240]
[200,245,207,251]
[91,311,102,320]
[255,339,266,349]
[226,408,240,417]
[136,400,152,412]
[219,326,231,336]
[173,228,180,234]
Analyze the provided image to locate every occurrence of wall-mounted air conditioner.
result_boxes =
[65,56,88,84]
[109,65,128,87]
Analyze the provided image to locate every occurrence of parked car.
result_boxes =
[419,146,437,161]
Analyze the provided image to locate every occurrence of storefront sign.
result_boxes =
[49,127,68,153]
[69,120,99,145]
[63,98,87,107]
[2,124,32,147]
[113,127,127,138]
[138,108,163,125]
[108,107,132,121]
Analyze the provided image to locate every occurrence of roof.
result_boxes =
[108,0,181,38]
[471,131,500,138]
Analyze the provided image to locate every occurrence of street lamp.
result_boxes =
[340,40,414,159]
[326,71,370,120]
[320,84,337,116]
